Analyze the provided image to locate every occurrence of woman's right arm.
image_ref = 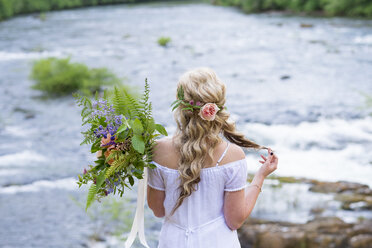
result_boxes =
[224,148,278,230]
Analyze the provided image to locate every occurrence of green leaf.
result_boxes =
[96,168,106,188]
[122,115,131,128]
[105,161,121,178]
[132,168,144,179]
[116,122,129,134]
[147,118,155,134]
[155,124,168,136]
[177,85,184,100]
[99,117,107,127]
[91,140,101,153]
[132,118,143,135]
[132,134,145,154]
[171,100,182,111]
[85,168,106,211]
[147,163,156,169]
[85,184,97,212]
[128,175,134,186]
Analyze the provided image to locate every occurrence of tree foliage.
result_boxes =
[213,0,372,18]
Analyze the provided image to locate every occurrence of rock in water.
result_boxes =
[238,217,372,248]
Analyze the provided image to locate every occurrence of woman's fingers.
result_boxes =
[268,148,273,157]
[260,148,278,168]
[274,155,279,164]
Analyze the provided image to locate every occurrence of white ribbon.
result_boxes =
[124,166,150,248]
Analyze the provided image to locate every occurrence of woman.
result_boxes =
[147,67,278,248]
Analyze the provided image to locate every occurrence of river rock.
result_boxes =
[238,217,372,248]
[300,23,314,28]
[350,234,372,248]
[309,181,369,194]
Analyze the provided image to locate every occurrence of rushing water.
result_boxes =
[0,2,371,247]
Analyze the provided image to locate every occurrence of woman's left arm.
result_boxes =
[147,185,166,218]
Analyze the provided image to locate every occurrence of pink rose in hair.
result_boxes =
[198,103,220,121]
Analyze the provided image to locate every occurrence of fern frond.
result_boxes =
[112,87,129,117]
[139,80,150,116]
[74,92,94,125]
[105,157,128,178]
[105,150,122,164]
[105,164,118,179]
[73,92,92,109]
[85,184,97,211]
[123,88,142,119]
[85,168,106,211]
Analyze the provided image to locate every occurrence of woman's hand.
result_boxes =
[258,148,278,178]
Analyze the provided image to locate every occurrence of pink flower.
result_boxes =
[189,100,194,105]
[198,103,220,121]
[196,101,201,106]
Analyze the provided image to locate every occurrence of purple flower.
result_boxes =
[196,101,202,106]
[83,168,87,174]
[106,141,116,147]
[189,100,194,105]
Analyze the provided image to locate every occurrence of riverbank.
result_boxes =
[0,0,190,21]
[1,0,372,21]
[212,0,372,18]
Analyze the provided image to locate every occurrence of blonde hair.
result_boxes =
[170,67,267,216]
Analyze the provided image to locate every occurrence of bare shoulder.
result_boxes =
[153,137,173,151]
[152,137,176,165]
[222,143,245,164]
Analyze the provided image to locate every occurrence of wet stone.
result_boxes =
[238,217,372,248]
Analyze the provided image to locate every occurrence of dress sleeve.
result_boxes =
[147,163,165,191]
[224,160,248,192]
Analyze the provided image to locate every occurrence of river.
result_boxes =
[0,2,371,247]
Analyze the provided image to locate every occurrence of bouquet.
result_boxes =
[74,79,168,211]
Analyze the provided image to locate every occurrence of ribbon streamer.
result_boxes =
[124,166,150,248]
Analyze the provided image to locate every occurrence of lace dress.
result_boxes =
[147,142,249,248]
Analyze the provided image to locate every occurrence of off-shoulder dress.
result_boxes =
[147,142,248,248]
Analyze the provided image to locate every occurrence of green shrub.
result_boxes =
[157,36,171,47]
[0,0,13,20]
[213,0,372,17]
[30,57,121,96]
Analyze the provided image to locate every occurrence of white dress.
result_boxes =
[147,142,249,248]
